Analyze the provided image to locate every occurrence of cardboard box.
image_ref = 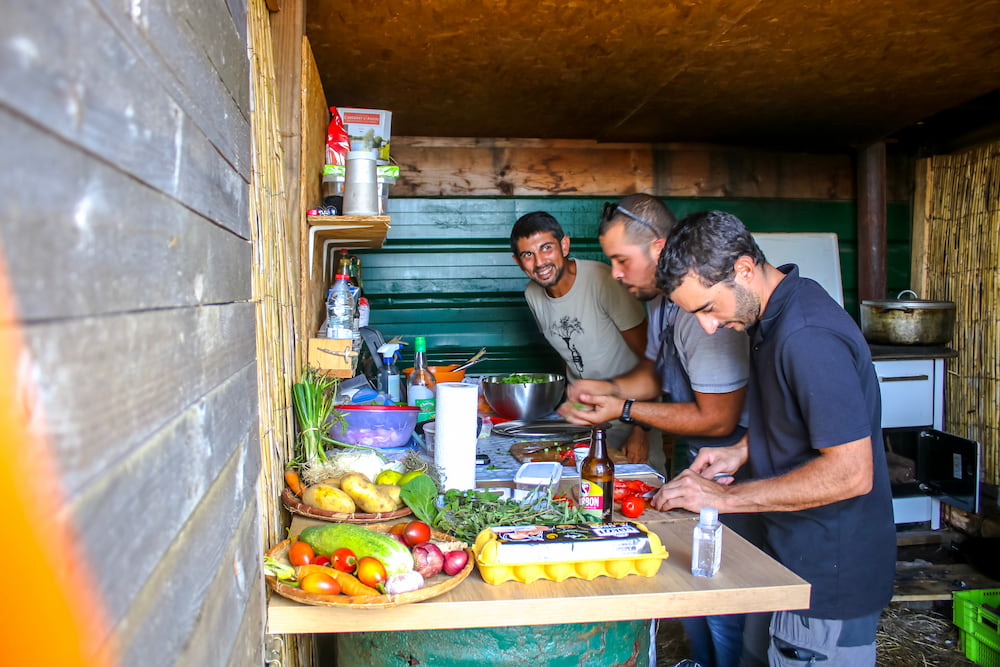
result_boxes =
[335,107,391,163]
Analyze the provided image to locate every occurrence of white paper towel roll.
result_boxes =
[434,382,479,491]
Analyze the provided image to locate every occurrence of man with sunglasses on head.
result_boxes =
[510,211,649,452]
[558,194,757,667]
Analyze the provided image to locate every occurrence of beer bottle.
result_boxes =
[579,425,614,523]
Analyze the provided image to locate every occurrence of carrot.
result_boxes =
[328,569,381,597]
[296,564,379,596]
[284,469,305,496]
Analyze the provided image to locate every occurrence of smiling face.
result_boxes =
[669,270,762,334]
[598,222,665,302]
[513,231,572,292]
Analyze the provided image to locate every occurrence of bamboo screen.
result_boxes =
[248,0,312,663]
[918,141,1000,485]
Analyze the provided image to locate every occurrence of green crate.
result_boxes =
[954,589,1000,666]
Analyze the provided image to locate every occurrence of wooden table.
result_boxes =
[266,512,810,634]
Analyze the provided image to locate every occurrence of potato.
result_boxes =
[340,472,398,513]
[301,484,356,514]
[317,475,343,488]
[375,483,404,510]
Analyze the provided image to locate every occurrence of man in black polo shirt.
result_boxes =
[652,210,895,666]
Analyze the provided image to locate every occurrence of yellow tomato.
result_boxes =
[374,469,403,486]
[398,470,428,486]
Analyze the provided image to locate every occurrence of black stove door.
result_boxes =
[915,429,980,513]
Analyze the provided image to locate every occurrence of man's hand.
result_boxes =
[688,437,749,482]
[650,468,732,513]
[565,378,618,403]
[559,393,626,425]
[620,426,649,464]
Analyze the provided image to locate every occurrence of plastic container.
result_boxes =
[954,588,1000,666]
[422,421,436,456]
[403,365,467,383]
[473,521,669,585]
[330,404,418,448]
[513,461,562,500]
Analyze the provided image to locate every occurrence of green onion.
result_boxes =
[291,366,343,465]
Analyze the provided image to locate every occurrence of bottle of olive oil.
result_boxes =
[579,426,614,522]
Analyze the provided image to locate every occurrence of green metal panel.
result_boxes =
[357,197,910,372]
[335,621,651,666]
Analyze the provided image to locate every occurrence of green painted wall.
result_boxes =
[357,197,911,373]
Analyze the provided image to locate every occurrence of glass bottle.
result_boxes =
[406,336,437,421]
[579,426,614,523]
[691,507,722,577]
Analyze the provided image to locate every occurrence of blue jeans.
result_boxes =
[681,613,745,667]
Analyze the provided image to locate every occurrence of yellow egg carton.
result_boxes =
[472,521,668,585]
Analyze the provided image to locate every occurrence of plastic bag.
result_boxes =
[325,107,350,166]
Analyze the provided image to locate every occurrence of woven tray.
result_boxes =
[265,524,474,608]
[281,487,413,523]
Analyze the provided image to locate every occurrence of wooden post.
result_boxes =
[856,142,888,300]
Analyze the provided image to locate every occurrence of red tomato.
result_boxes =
[312,555,331,567]
[299,571,341,595]
[332,547,358,573]
[288,540,315,566]
[356,556,387,588]
[621,496,645,519]
[402,520,431,547]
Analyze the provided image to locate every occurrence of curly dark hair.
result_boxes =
[656,210,766,295]
[510,211,565,254]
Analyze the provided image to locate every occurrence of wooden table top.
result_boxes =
[266,513,810,635]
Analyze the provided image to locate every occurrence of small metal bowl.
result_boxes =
[481,373,566,420]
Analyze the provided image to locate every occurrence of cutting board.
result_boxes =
[510,441,629,466]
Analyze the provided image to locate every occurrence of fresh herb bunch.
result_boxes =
[433,488,588,544]
[291,366,344,465]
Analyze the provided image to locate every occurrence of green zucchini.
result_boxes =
[297,523,414,575]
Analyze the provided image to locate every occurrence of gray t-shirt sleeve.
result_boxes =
[594,266,646,332]
[674,309,749,393]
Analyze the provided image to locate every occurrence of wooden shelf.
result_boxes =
[307,215,390,280]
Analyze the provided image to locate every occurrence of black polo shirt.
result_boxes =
[746,265,895,619]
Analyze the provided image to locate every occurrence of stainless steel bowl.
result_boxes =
[481,373,566,420]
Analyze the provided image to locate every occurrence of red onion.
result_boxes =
[443,549,469,576]
[411,542,444,578]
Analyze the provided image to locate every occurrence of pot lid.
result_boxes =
[862,290,954,310]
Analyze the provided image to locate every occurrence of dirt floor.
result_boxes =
[654,541,982,666]
[654,602,975,666]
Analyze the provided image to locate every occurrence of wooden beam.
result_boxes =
[857,142,888,300]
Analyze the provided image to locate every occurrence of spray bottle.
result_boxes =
[376,342,404,404]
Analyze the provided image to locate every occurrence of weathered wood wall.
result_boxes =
[0,2,263,665]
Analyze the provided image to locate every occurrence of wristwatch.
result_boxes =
[619,398,652,430]
[619,398,638,424]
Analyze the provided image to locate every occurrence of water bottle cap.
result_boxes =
[334,274,350,281]
[699,507,719,525]
[414,336,427,353]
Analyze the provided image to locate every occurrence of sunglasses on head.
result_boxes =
[602,202,658,236]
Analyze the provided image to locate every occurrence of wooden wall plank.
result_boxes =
[390,137,912,201]
[0,112,250,321]
[109,451,262,666]
[299,36,329,338]
[90,0,252,175]
[910,157,932,295]
[69,363,257,629]
[0,3,249,237]
[20,303,256,497]
[175,504,265,667]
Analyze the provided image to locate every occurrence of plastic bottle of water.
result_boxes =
[691,507,722,577]
[326,273,354,340]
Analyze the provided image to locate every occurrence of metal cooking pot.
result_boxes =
[860,290,956,345]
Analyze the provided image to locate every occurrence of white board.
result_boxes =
[752,233,844,306]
